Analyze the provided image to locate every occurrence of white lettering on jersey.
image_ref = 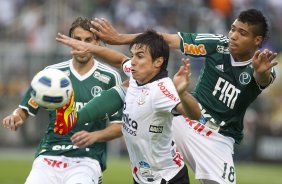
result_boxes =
[216,45,229,54]
[93,71,110,84]
[74,102,87,110]
[52,145,79,150]
[212,77,241,109]
[52,145,90,151]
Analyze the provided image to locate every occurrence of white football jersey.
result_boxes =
[122,60,185,183]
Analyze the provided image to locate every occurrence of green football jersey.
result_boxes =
[19,59,122,171]
[179,32,276,144]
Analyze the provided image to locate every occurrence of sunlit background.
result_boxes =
[0,0,282,183]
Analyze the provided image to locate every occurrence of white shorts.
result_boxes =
[25,155,102,184]
[172,116,236,184]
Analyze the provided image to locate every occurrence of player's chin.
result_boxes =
[76,56,90,63]
[228,46,239,55]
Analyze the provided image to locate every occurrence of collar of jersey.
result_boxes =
[230,55,252,67]
[136,69,168,86]
[70,59,97,81]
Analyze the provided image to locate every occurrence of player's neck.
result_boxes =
[231,52,253,62]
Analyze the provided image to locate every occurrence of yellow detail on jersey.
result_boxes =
[183,43,207,56]
[28,98,39,109]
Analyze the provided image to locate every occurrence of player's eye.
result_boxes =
[85,38,93,43]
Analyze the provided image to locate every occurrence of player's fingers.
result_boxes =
[6,117,16,131]
[95,18,107,29]
[253,50,261,60]
[2,117,11,129]
[71,50,87,55]
[268,52,278,62]
[257,50,267,61]
[71,131,86,143]
[92,19,104,32]
[269,61,278,68]
[100,18,111,28]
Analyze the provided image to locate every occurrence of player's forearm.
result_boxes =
[91,45,129,68]
[116,33,140,45]
[178,91,201,120]
[92,123,123,142]
[160,33,181,49]
[254,70,273,87]
[14,108,29,122]
[77,87,124,124]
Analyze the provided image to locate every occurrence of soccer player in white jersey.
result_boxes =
[121,30,202,184]
[56,29,201,183]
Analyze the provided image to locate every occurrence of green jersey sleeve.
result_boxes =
[19,86,40,116]
[178,32,229,57]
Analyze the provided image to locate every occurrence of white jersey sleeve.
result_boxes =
[153,79,181,113]
[122,59,132,77]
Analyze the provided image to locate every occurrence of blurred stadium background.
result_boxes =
[0,0,282,183]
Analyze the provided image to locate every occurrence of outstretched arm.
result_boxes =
[252,49,278,87]
[2,108,29,131]
[174,58,201,120]
[71,122,122,148]
[91,18,181,49]
[56,33,129,68]
[91,18,139,45]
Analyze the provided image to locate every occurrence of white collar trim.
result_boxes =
[70,59,97,81]
[230,55,252,66]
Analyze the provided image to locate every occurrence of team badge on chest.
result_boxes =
[137,88,149,105]
[239,72,251,85]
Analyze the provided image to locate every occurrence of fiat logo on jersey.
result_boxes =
[91,86,102,97]
[239,72,251,85]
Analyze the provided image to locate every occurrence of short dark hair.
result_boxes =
[68,17,95,37]
[237,9,269,42]
[129,29,169,70]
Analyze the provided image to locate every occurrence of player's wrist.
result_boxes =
[12,109,24,123]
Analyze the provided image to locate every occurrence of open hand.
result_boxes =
[252,49,278,74]
[173,58,191,95]
[91,18,122,44]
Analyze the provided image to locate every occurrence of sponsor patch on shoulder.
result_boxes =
[28,98,39,109]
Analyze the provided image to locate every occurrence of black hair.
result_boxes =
[129,29,169,70]
[237,9,269,42]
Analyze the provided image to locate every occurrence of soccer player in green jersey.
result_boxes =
[2,17,126,184]
[57,9,278,184]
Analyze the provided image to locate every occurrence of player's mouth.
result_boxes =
[229,42,238,49]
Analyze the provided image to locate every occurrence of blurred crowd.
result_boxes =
[0,0,281,159]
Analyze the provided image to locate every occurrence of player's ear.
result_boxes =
[254,36,263,47]
[153,57,164,68]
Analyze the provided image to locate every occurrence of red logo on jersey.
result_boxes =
[183,43,207,56]
[157,82,179,102]
[43,157,69,168]
[184,117,213,137]
[124,65,131,74]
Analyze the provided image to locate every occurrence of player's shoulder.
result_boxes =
[194,33,228,45]
[152,77,180,102]
[152,77,176,93]
[45,59,71,70]
[96,60,119,74]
